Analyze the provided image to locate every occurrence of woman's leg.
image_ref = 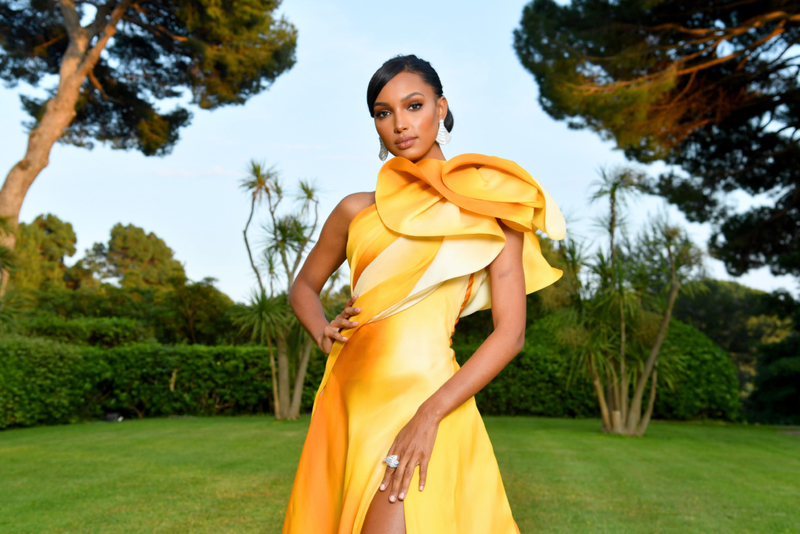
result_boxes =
[361,486,406,534]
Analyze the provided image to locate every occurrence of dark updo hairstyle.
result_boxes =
[366,54,454,133]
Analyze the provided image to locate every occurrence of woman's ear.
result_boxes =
[438,96,448,121]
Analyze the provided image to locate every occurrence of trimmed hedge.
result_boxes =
[0,316,742,429]
[0,337,95,428]
[452,317,741,421]
[0,337,276,429]
[454,321,598,418]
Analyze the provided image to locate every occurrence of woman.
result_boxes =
[282,54,565,534]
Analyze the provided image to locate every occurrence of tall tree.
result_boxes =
[0,0,297,291]
[83,222,185,286]
[236,160,320,420]
[513,0,800,278]
[14,213,76,291]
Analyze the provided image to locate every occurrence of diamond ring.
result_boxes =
[384,454,399,469]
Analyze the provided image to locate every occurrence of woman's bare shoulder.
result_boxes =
[336,191,376,223]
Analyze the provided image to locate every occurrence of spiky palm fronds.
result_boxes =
[231,289,292,345]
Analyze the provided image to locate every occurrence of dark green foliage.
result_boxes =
[454,337,599,419]
[453,311,741,421]
[82,223,186,287]
[0,337,99,429]
[513,0,800,278]
[0,0,297,155]
[747,334,800,425]
[15,313,153,347]
[0,304,743,430]
[672,280,795,394]
[0,337,278,429]
[31,278,236,345]
[654,321,742,421]
[97,343,274,420]
[14,213,77,291]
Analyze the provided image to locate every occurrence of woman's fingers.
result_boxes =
[389,454,412,503]
[342,305,362,317]
[379,465,394,494]
[332,317,358,330]
[397,456,419,501]
[379,445,396,494]
[418,459,428,491]
[325,326,348,343]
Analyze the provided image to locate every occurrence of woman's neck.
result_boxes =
[411,143,446,163]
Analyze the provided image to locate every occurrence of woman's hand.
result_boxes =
[379,406,441,503]
[317,294,361,355]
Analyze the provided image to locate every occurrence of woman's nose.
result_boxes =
[393,116,408,133]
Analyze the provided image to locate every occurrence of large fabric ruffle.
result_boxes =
[364,153,565,318]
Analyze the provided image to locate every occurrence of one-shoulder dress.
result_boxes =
[281,154,566,534]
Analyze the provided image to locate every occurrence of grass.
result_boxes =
[1,416,798,534]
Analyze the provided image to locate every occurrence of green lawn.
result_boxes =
[1,416,798,534]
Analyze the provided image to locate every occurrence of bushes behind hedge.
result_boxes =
[15,314,155,347]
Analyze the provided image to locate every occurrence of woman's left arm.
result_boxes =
[379,220,527,503]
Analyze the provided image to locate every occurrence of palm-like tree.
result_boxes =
[240,160,279,295]
[238,159,324,420]
[588,165,646,431]
[554,166,703,436]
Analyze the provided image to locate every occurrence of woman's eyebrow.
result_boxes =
[373,92,425,108]
[401,92,424,101]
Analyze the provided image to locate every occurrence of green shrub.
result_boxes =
[654,321,743,421]
[0,338,276,429]
[16,314,154,347]
[0,314,743,430]
[97,344,274,419]
[454,320,598,417]
[452,316,741,421]
[0,337,103,429]
[746,333,800,425]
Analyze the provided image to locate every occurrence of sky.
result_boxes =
[0,0,796,303]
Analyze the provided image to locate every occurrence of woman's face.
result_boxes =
[373,71,448,162]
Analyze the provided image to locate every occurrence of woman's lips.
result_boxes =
[395,137,416,149]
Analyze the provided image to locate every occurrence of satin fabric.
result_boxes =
[282,154,565,534]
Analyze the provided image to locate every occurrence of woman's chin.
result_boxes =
[392,147,433,162]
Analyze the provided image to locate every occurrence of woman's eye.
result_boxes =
[409,102,422,111]
[376,110,389,118]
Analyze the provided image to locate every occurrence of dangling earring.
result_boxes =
[436,119,451,145]
[378,137,388,161]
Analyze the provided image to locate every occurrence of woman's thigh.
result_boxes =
[361,486,406,534]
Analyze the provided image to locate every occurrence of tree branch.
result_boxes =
[58,1,84,42]
[77,0,132,77]
[121,13,188,43]
[85,1,113,40]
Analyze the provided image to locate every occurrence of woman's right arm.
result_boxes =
[288,192,374,354]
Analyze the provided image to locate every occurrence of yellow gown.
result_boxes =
[281,154,566,534]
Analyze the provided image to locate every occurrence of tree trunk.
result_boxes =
[636,368,658,436]
[626,277,680,434]
[0,1,129,295]
[267,337,280,419]
[288,336,314,419]
[620,296,628,423]
[276,335,291,420]
[589,357,612,431]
